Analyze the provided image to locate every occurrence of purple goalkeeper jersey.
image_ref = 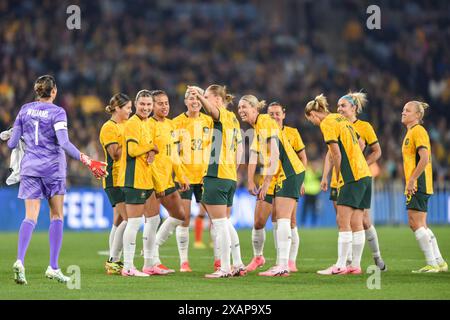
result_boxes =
[13,101,68,178]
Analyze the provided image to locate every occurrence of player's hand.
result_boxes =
[247,180,259,196]
[406,179,417,196]
[178,182,190,192]
[147,150,157,164]
[156,191,165,198]
[300,183,305,197]
[187,86,200,99]
[0,128,12,141]
[320,179,328,191]
[80,153,108,179]
[258,181,270,201]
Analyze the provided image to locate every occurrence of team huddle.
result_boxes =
[4,75,448,285]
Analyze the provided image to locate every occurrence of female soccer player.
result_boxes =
[9,75,107,285]
[146,90,190,273]
[305,94,371,275]
[321,92,387,271]
[172,86,213,272]
[188,85,246,278]
[239,95,306,277]
[246,102,307,273]
[118,90,161,277]
[100,93,132,275]
[401,101,447,273]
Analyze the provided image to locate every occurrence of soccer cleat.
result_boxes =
[45,266,71,283]
[317,265,347,275]
[374,257,387,271]
[121,268,150,277]
[412,265,440,273]
[105,260,123,275]
[214,259,221,271]
[180,262,192,273]
[205,270,232,278]
[258,265,290,277]
[156,264,175,274]
[194,241,206,249]
[288,260,298,272]
[246,256,265,272]
[142,265,170,275]
[438,261,448,272]
[13,260,27,285]
[346,266,363,275]
[231,265,247,277]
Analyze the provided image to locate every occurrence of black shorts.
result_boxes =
[329,187,338,202]
[178,184,203,203]
[406,192,430,212]
[122,187,153,205]
[337,177,372,210]
[274,172,305,200]
[104,187,125,207]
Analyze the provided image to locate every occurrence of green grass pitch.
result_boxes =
[0,226,449,300]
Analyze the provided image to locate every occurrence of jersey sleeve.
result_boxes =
[320,118,338,144]
[125,120,154,158]
[413,126,430,150]
[52,108,68,132]
[364,123,378,146]
[100,123,120,148]
[292,129,305,152]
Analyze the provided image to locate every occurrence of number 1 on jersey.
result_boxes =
[33,120,39,145]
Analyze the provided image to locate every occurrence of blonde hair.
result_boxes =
[305,94,329,116]
[410,101,430,121]
[106,93,131,114]
[240,95,266,111]
[206,84,234,106]
[134,89,153,104]
[341,91,368,114]
[185,86,204,99]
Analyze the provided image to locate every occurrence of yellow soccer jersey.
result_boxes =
[320,113,371,185]
[117,114,156,190]
[402,124,433,195]
[253,114,305,191]
[172,112,213,184]
[205,107,242,181]
[283,126,305,153]
[150,117,186,192]
[99,120,124,189]
[330,119,378,188]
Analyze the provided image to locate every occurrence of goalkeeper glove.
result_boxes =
[80,153,108,179]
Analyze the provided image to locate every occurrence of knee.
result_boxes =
[254,219,265,230]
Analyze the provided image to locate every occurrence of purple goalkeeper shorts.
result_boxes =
[18,176,66,200]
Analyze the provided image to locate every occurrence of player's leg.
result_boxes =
[14,197,41,285]
[194,187,207,248]
[153,190,185,271]
[121,188,149,277]
[426,227,447,272]
[409,208,439,273]
[259,196,295,277]
[108,207,123,262]
[46,194,71,283]
[363,210,386,270]
[108,202,127,263]
[349,209,364,274]
[142,193,169,275]
[289,203,299,272]
[177,197,192,272]
[247,199,272,272]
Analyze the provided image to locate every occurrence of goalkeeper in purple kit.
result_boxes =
[5,75,108,285]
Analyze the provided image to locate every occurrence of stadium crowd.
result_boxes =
[1,0,449,187]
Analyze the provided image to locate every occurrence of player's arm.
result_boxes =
[259,136,279,201]
[7,114,23,149]
[126,123,156,158]
[365,142,381,165]
[321,150,332,191]
[187,86,220,121]
[406,147,429,196]
[327,143,341,187]
[106,144,122,161]
[297,149,307,168]
[247,150,259,196]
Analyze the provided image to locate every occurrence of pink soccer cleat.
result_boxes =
[258,265,290,277]
[288,260,298,272]
[246,256,266,272]
[121,268,149,277]
[180,262,192,273]
[156,264,175,274]
[205,270,231,279]
[317,265,347,275]
[346,266,363,275]
[142,265,170,275]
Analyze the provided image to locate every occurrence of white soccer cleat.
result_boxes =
[45,266,71,283]
[13,260,27,285]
